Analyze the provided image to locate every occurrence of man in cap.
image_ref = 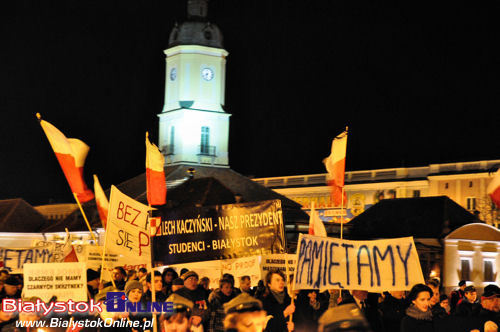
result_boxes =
[456,285,480,317]
[450,280,467,313]
[318,303,372,332]
[0,276,21,301]
[467,284,500,331]
[175,270,209,330]
[171,278,185,293]
[162,293,194,332]
[223,293,269,332]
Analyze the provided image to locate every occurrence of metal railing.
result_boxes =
[198,145,216,156]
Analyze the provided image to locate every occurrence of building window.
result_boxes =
[484,260,495,282]
[461,259,471,281]
[200,126,210,154]
[445,183,449,189]
[170,126,175,146]
[413,190,421,198]
[469,181,473,188]
[467,197,476,211]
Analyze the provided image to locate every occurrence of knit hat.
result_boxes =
[125,280,143,296]
[181,270,198,281]
[4,276,21,286]
[87,269,100,282]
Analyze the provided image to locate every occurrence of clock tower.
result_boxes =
[158,0,230,167]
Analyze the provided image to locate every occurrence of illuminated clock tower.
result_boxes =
[158,0,230,167]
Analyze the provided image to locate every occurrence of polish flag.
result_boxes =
[93,174,109,229]
[487,169,500,208]
[308,202,327,237]
[40,119,94,203]
[323,130,348,207]
[146,133,166,206]
[61,234,78,262]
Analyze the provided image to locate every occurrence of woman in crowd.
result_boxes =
[401,283,434,332]
[208,278,237,332]
[258,269,295,332]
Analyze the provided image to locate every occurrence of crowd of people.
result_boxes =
[0,266,499,332]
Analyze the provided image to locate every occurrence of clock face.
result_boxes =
[170,68,177,81]
[201,68,214,81]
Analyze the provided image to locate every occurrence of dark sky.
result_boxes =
[1,0,499,205]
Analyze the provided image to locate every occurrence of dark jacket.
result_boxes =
[449,289,464,313]
[259,288,292,332]
[379,293,407,332]
[293,290,324,332]
[174,285,209,326]
[455,297,480,317]
[401,306,434,332]
[208,289,236,332]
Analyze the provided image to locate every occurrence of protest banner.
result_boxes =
[152,199,286,265]
[168,256,261,288]
[221,256,261,287]
[31,240,86,263]
[293,234,424,292]
[103,186,152,271]
[260,253,297,281]
[23,262,87,302]
[0,244,54,273]
[84,245,147,276]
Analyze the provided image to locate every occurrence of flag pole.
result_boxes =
[73,192,98,244]
[340,126,348,240]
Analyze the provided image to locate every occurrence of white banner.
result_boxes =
[260,253,297,281]
[104,186,152,271]
[293,234,424,292]
[0,244,54,273]
[23,262,87,302]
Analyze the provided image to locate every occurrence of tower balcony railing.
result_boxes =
[198,145,216,157]
[162,144,175,156]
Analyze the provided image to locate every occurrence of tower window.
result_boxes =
[467,197,476,211]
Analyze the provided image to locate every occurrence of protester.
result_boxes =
[467,284,500,331]
[200,276,212,299]
[258,269,294,332]
[294,290,324,332]
[162,293,194,332]
[222,273,241,296]
[143,271,167,302]
[161,267,178,298]
[86,268,101,299]
[450,280,467,313]
[456,285,480,317]
[122,280,152,331]
[317,303,372,332]
[174,270,209,330]
[379,291,407,332]
[401,283,434,332]
[238,276,255,296]
[223,293,269,332]
[171,278,185,293]
[426,278,441,309]
[127,269,138,282]
[0,270,9,282]
[439,294,450,314]
[208,278,237,332]
[0,276,22,300]
[339,290,383,332]
[104,266,127,290]
[138,267,148,282]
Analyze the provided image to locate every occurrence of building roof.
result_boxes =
[0,198,47,232]
[42,165,309,232]
[349,196,478,240]
[446,223,500,242]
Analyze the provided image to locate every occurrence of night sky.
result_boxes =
[1,0,499,205]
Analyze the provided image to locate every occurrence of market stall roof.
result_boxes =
[349,196,479,240]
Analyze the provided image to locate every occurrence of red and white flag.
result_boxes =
[39,119,94,203]
[323,130,348,207]
[487,169,500,208]
[61,231,78,262]
[93,174,109,229]
[146,133,166,206]
[308,202,327,237]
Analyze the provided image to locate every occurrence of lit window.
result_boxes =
[484,260,495,282]
[461,259,471,281]
[201,126,210,154]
